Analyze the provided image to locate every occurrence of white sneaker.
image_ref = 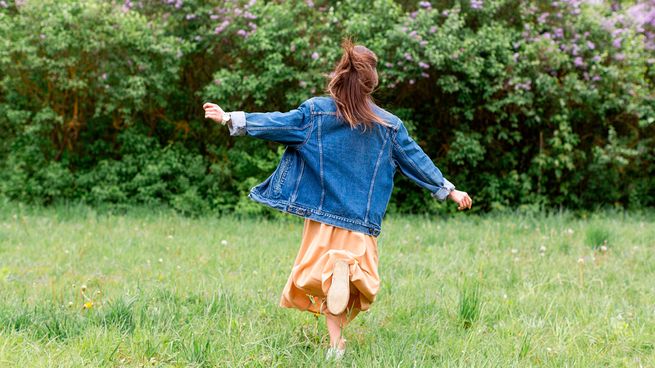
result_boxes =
[327,260,350,315]
[325,346,345,360]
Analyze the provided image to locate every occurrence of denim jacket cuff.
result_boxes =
[431,178,456,201]
[227,111,247,136]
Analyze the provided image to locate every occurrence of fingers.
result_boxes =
[456,193,473,211]
[204,111,224,124]
[203,102,224,116]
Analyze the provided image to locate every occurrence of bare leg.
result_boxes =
[325,311,349,349]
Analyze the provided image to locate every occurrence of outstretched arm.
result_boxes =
[391,120,472,210]
[203,100,312,146]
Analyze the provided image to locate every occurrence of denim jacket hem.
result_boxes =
[248,189,382,237]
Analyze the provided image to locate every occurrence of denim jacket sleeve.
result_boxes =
[391,121,455,201]
[226,100,312,146]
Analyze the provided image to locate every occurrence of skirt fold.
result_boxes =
[279,218,380,319]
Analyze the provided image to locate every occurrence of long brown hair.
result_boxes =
[327,38,389,129]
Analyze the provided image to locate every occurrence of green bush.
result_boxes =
[0,0,653,214]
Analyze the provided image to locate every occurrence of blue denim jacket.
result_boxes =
[227,96,454,236]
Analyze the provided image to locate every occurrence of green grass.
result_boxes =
[0,202,654,367]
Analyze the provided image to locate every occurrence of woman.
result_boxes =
[203,38,472,360]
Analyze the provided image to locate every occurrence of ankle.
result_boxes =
[331,336,346,350]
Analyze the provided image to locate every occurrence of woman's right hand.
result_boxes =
[448,190,472,211]
[203,102,226,125]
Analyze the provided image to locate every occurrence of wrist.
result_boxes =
[221,112,231,125]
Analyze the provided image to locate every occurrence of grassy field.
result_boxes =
[0,203,653,367]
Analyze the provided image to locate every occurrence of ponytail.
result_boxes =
[326,38,389,129]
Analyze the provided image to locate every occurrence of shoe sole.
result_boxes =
[327,260,349,315]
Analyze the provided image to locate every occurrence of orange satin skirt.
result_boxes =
[279,218,380,321]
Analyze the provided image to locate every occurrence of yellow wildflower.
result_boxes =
[83,301,94,309]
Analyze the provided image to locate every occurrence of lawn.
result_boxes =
[0,203,653,367]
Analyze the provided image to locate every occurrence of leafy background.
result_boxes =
[0,0,653,216]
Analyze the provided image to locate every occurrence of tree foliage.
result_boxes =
[0,0,653,214]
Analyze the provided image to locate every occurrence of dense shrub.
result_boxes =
[0,0,653,214]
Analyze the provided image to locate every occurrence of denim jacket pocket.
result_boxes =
[272,153,292,198]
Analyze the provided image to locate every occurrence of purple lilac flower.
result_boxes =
[174,0,182,9]
[470,0,483,10]
[237,29,247,37]
[586,41,595,49]
[409,79,415,85]
[420,40,428,47]
[214,20,230,34]
[409,30,418,38]
[0,0,7,8]
[627,3,651,25]
[214,79,221,85]
[612,38,622,48]
[418,61,429,69]
[101,73,107,80]
[592,55,601,62]
[243,11,257,19]
[290,44,296,52]
[538,12,549,24]
[210,14,220,20]
[385,62,393,68]
[574,57,584,67]
[554,28,564,38]
[421,72,430,78]
[185,13,196,20]
[248,22,257,30]
[513,53,519,62]
[592,75,601,81]
[614,53,625,61]
[419,1,431,9]
[404,52,413,61]
[311,52,319,60]
[611,28,623,38]
[306,0,314,7]
[430,26,437,33]
[246,0,256,7]
[410,11,418,19]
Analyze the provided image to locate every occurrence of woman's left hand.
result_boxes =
[448,190,472,211]
[203,102,226,124]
